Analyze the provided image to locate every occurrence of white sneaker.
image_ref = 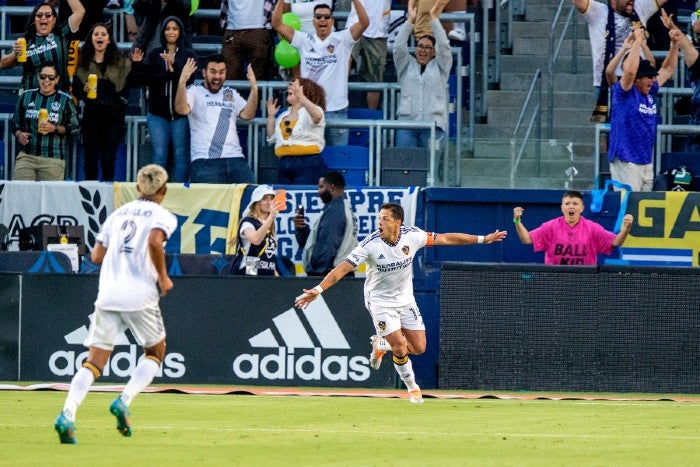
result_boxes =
[448,27,467,42]
[368,335,385,370]
[408,388,423,403]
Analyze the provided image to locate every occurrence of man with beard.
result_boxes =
[174,55,257,183]
[572,0,666,122]
[513,191,634,265]
[607,27,679,191]
[272,0,369,146]
[294,171,358,276]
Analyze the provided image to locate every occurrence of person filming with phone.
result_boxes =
[295,171,358,276]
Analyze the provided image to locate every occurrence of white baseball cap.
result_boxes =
[245,184,276,213]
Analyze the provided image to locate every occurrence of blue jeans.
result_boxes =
[396,128,445,149]
[190,158,255,184]
[147,113,191,183]
[278,154,326,185]
[325,108,349,146]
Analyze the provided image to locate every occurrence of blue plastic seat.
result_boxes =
[321,145,369,186]
[347,108,382,147]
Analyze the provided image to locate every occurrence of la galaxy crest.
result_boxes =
[224,89,234,102]
[402,245,410,255]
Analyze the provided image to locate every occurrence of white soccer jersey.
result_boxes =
[291,29,357,112]
[94,199,177,311]
[582,0,657,87]
[347,0,391,38]
[186,83,247,161]
[346,226,435,308]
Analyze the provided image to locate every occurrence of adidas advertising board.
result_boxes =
[17,275,393,387]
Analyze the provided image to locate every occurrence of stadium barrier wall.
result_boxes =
[7,274,395,387]
[439,263,700,393]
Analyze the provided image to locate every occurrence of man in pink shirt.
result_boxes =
[513,191,633,265]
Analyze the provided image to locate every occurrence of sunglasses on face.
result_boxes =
[38,73,57,81]
[314,14,332,20]
[35,12,53,19]
[416,44,434,51]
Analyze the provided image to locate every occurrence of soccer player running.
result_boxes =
[295,202,507,403]
[54,164,177,444]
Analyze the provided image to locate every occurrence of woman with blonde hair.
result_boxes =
[230,185,280,276]
[266,77,327,184]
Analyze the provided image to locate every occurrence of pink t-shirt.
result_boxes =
[529,216,616,265]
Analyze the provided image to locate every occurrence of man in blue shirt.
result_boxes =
[607,27,678,191]
[295,171,358,276]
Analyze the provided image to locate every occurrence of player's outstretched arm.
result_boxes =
[434,229,507,246]
[294,261,355,309]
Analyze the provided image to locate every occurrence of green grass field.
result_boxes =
[2,387,699,466]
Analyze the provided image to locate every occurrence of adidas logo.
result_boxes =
[233,296,371,382]
[249,296,349,350]
[48,314,186,379]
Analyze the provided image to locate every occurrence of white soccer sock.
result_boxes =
[62,367,95,422]
[393,355,419,391]
[120,357,159,406]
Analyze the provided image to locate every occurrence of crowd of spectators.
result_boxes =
[0,0,472,184]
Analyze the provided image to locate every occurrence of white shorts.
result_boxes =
[84,306,166,350]
[367,302,425,337]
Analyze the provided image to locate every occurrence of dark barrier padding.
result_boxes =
[598,268,700,393]
[0,274,18,380]
[439,263,700,393]
[0,251,73,273]
[19,275,394,387]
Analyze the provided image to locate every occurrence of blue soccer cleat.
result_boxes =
[54,412,77,444]
[109,397,132,437]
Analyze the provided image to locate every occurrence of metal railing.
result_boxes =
[125,114,438,186]
[510,68,542,187]
[548,0,577,139]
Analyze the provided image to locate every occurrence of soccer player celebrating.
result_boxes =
[295,202,507,402]
[54,164,177,444]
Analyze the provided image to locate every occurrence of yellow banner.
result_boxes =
[114,183,250,254]
[625,191,700,266]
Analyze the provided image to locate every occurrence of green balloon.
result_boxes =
[282,12,302,31]
[275,40,300,69]
[189,0,199,15]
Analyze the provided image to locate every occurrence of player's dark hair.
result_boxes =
[322,170,345,188]
[563,190,583,201]
[381,202,404,222]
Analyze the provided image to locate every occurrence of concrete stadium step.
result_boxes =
[486,107,594,127]
[498,54,592,74]
[499,72,593,92]
[471,139,595,160]
[463,158,594,183]
[485,89,593,108]
[474,123,596,142]
[513,38,592,57]
[511,20,588,40]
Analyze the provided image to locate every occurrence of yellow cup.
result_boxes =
[87,74,97,99]
[16,38,26,63]
[37,108,48,134]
